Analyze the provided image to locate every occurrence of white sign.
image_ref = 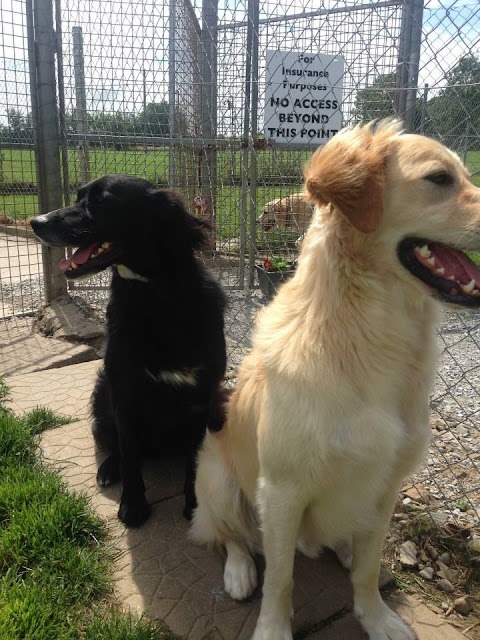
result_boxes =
[264,50,344,145]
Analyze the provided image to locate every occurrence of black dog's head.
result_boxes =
[30,175,211,280]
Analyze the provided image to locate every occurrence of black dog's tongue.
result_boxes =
[59,244,99,272]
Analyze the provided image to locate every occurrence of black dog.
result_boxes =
[31,175,227,526]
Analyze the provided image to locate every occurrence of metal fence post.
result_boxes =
[248,0,260,288]
[404,0,424,132]
[55,0,71,207]
[28,0,66,302]
[420,83,429,134]
[395,2,410,120]
[168,0,177,188]
[72,26,91,183]
[238,7,253,289]
[396,0,424,132]
[200,0,218,247]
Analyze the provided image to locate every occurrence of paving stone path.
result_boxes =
[4,357,465,640]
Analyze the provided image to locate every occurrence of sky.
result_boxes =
[0,0,479,131]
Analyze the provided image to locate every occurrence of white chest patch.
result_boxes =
[116,264,149,282]
[145,367,199,387]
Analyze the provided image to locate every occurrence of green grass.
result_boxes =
[0,377,10,401]
[468,251,480,267]
[0,148,171,185]
[0,194,38,220]
[0,377,179,640]
[1,147,478,246]
[20,406,77,435]
[0,184,297,244]
[1,146,477,187]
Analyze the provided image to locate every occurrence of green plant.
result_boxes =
[262,256,293,271]
[456,497,470,512]
[0,376,10,401]
[21,406,76,435]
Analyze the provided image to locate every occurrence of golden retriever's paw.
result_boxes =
[223,546,257,600]
[360,606,416,640]
[251,619,293,640]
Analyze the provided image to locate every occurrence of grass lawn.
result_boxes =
[0,379,179,640]
[0,194,38,220]
[0,184,298,243]
[1,147,478,245]
[0,146,306,235]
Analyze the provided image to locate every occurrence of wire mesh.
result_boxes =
[0,0,43,319]
[0,0,479,551]
[409,1,480,538]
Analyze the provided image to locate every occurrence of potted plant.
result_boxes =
[255,257,295,300]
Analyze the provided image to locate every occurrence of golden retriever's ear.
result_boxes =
[303,129,388,234]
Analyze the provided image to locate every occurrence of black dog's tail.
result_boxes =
[208,386,233,432]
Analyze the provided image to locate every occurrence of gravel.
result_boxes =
[2,271,480,530]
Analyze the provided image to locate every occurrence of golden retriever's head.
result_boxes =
[303,120,480,308]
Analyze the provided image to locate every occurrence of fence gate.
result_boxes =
[216,0,412,289]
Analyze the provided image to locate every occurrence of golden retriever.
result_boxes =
[258,193,314,233]
[191,120,480,640]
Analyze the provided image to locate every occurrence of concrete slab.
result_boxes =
[0,318,98,377]
[6,358,100,415]
[34,296,104,344]
[6,361,466,640]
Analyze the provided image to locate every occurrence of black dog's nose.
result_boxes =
[30,215,49,233]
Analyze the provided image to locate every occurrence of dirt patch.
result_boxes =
[384,495,480,638]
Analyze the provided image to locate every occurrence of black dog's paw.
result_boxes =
[118,495,150,527]
[96,455,121,487]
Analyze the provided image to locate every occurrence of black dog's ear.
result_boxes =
[185,211,213,251]
[151,190,212,251]
[84,179,120,206]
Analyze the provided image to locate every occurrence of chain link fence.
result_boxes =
[1,0,480,570]
[0,0,44,319]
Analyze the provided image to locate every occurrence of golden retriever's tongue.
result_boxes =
[429,242,480,285]
[59,244,98,272]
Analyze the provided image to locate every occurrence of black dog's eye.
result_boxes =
[424,172,453,186]
[85,201,100,215]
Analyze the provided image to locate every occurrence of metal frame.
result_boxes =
[22,0,428,302]
[27,0,66,302]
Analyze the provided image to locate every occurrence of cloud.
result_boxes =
[1,0,478,128]
[418,2,480,88]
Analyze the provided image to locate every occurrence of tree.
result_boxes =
[137,101,170,136]
[352,73,396,124]
[0,108,34,144]
[427,55,480,142]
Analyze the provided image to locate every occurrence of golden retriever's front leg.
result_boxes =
[351,499,416,640]
[252,478,305,640]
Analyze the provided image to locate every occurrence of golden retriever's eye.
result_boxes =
[424,172,453,186]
